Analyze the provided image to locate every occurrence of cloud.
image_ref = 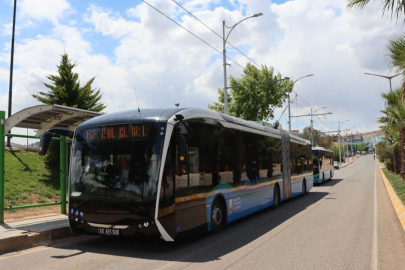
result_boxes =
[19,0,72,24]
[0,0,402,138]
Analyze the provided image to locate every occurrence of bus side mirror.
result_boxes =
[38,131,54,156]
[38,128,74,156]
[177,135,188,165]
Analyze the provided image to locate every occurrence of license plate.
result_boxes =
[97,228,120,236]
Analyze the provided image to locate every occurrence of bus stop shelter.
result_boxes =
[0,104,103,222]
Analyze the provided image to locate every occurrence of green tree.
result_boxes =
[33,53,106,170]
[209,63,293,121]
[299,127,333,148]
[347,0,405,20]
[33,54,105,111]
[378,88,405,174]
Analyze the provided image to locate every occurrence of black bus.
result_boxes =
[40,108,313,241]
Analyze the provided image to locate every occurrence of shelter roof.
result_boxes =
[2,104,103,136]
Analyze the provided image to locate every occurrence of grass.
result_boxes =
[382,168,405,205]
[4,149,60,208]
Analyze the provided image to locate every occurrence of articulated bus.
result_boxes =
[39,108,313,241]
[312,147,334,184]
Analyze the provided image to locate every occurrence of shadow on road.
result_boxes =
[314,178,343,187]
[50,190,329,263]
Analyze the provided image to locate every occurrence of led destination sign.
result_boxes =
[81,124,161,142]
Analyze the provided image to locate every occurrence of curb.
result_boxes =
[0,226,77,255]
[380,169,405,233]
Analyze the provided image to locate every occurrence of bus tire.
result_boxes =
[322,173,325,183]
[272,184,280,209]
[302,180,307,196]
[330,170,333,180]
[211,197,225,234]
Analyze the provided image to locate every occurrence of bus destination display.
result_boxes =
[83,124,158,142]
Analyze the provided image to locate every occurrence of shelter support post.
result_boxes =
[60,135,66,214]
[0,112,5,222]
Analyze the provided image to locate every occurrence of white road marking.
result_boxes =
[372,160,378,270]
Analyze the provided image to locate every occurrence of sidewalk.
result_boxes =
[340,155,359,168]
[0,213,75,254]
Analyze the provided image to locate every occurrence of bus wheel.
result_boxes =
[322,173,325,183]
[302,180,307,196]
[330,170,333,180]
[272,185,280,209]
[211,197,225,234]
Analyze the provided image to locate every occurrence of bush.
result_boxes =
[386,160,394,172]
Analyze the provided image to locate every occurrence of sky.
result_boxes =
[0,0,403,145]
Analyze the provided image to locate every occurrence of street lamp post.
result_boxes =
[223,13,263,114]
[338,120,349,164]
[364,72,400,93]
[6,0,17,148]
[288,74,313,132]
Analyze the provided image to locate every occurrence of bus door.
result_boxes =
[281,132,291,200]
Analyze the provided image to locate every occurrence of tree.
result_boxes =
[208,63,293,121]
[299,127,333,148]
[378,88,405,174]
[33,54,105,111]
[32,53,106,170]
[347,0,405,21]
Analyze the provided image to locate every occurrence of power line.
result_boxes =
[292,101,335,131]
[292,90,312,108]
[292,91,338,130]
[172,0,262,68]
[142,0,245,70]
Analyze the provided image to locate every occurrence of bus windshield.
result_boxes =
[69,123,166,205]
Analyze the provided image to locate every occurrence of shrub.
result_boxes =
[386,160,394,172]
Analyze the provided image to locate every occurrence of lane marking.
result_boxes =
[372,159,378,270]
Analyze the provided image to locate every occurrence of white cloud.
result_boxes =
[19,0,72,24]
[0,0,402,138]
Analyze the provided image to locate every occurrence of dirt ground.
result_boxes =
[4,204,67,222]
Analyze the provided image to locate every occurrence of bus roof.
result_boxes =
[77,108,311,146]
[312,146,333,153]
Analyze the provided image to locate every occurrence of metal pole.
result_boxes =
[7,0,17,148]
[338,121,341,164]
[288,95,291,132]
[0,111,5,223]
[223,21,228,115]
[352,133,353,159]
[310,108,314,145]
[345,131,348,163]
[389,78,392,92]
[60,136,66,214]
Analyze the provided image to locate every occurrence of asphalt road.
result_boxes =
[1,155,405,270]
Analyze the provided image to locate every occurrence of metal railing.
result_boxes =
[0,112,67,222]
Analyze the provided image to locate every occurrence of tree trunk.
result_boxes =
[393,146,400,174]
[400,126,405,179]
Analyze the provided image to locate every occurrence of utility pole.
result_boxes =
[7,0,17,147]
[325,124,350,164]
[291,109,332,145]
[288,95,291,132]
[288,74,314,132]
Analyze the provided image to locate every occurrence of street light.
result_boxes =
[288,74,314,132]
[364,72,400,93]
[223,13,263,114]
[338,120,349,164]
